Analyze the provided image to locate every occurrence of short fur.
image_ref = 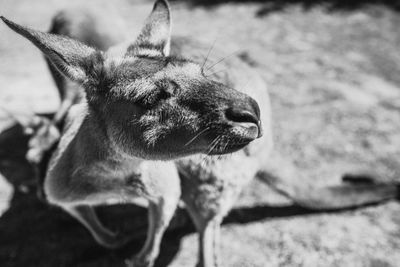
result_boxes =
[1,1,399,267]
[1,1,262,266]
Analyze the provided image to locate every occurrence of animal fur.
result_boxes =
[1,1,399,267]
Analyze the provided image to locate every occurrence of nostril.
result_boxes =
[225,108,259,125]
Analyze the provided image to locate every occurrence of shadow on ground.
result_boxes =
[172,0,400,16]
[0,122,388,267]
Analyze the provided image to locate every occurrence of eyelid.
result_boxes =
[158,79,179,95]
[158,88,172,100]
[168,80,179,93]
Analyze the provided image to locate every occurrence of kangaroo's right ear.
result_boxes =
[126,0,171,57]
[1,16,100,84]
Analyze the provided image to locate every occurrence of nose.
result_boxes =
[225,97,263,138]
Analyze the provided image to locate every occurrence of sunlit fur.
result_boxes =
[0,1,263,266]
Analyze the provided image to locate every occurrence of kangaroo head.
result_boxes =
[1,0,262,160]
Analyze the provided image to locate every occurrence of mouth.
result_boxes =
[207,140,252,155]
[233,122,262,140]
[200,121,262,156]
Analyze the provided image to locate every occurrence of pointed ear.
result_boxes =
[127,0,171,57]
[1,16,100,84]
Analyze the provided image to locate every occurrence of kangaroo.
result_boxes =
[2,1,399,267]
[1,1,263,266]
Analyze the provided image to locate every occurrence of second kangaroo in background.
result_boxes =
[2,0,400,267]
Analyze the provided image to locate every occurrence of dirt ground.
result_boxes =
[1,0,400,266]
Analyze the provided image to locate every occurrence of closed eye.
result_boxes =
[141,80,180,108]
[168,80,179,94]
[156,80,179,98]
[157,89,172,100]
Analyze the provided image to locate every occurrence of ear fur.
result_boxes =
[126,0,171,57]
[1,16,100,84]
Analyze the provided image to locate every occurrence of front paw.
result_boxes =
[26,116,60,164]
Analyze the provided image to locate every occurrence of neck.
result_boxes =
[75,106,145,169]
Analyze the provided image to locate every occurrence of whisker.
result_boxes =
[185,127,210,147]
[205,49,242,72]
[207,136,222,155]
[201,37,218,71]
[222,137,230,152]
[205,69,227,78]
[206,136,219,153]
[216,137,228,160]
[200,155,208,168]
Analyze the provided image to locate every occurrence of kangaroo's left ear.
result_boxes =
[127,0,171,57]
[0,16,100,85]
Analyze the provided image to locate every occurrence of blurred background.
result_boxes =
[1,0,400,266]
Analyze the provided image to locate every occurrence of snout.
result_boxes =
[225,96,263,140]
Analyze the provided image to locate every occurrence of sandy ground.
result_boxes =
[0,0,400,266]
